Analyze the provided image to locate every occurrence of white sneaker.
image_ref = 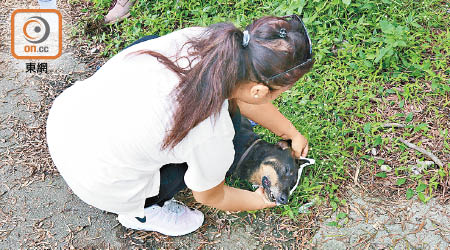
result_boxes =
[117,199,204,236]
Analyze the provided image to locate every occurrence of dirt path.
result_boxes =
[0,1,275,248]
[1,1,449,249]
[312,188,449,249]
[1,1,123,248]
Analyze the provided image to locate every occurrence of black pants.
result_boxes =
[125,35,244,208]
[144,163,189,207]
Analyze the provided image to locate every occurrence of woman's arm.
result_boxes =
[237,100,298,140]
[236,100,308,157]
[192,181,275,211]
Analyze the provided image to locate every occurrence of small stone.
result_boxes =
[416,160,434,168]
[371,148,378,156]
[90,47,99,54]
[298,202,314,213]
[372,220,383,230]
[410,165,421,175]
[410,161,434,175]
[380,165,392,172]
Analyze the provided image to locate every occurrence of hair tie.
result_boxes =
[279,28,287,38]
[242,30,250,47]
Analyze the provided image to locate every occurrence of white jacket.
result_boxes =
[46,27,235,217]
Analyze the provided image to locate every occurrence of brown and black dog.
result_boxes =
[227,116,314,205]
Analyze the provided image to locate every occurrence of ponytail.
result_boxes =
[162,23,247,150]
[130,16,313,150]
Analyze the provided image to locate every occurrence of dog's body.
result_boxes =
[228,116,312,205]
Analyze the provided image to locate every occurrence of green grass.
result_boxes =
[74,0,450,217]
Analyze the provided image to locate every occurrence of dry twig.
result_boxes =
[398,138,444,167]
[408,220,426,235]
[381,123,405,128]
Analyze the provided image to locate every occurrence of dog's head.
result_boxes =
[250,140,311,205]
[231,117,314,205]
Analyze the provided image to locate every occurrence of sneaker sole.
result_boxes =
[117,213,204,237]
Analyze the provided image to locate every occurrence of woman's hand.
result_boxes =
[254,187,276,208]
[290,133,309,158]
[192,181,276,211]
[236,101,310,158]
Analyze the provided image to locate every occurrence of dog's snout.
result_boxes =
[277,193,289,205]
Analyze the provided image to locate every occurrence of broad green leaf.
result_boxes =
[417,192,426,203]
[375,47,392,63]
[373,136,382,147]
[406,112,414,123]
[327,221,338,227]
[337,212,347,220]
[406,188,414,199]
[376,172,387,178]
[416,183,427,192]
[330,201,338,211]
[380,20,395,34]
[396,178,406,186]
[288,209,294,219]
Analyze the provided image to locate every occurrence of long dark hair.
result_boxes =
[130,16,314,150]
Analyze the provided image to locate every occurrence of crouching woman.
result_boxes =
[46,15,313,236]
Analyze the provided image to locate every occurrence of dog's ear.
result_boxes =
[276,140,292,150]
